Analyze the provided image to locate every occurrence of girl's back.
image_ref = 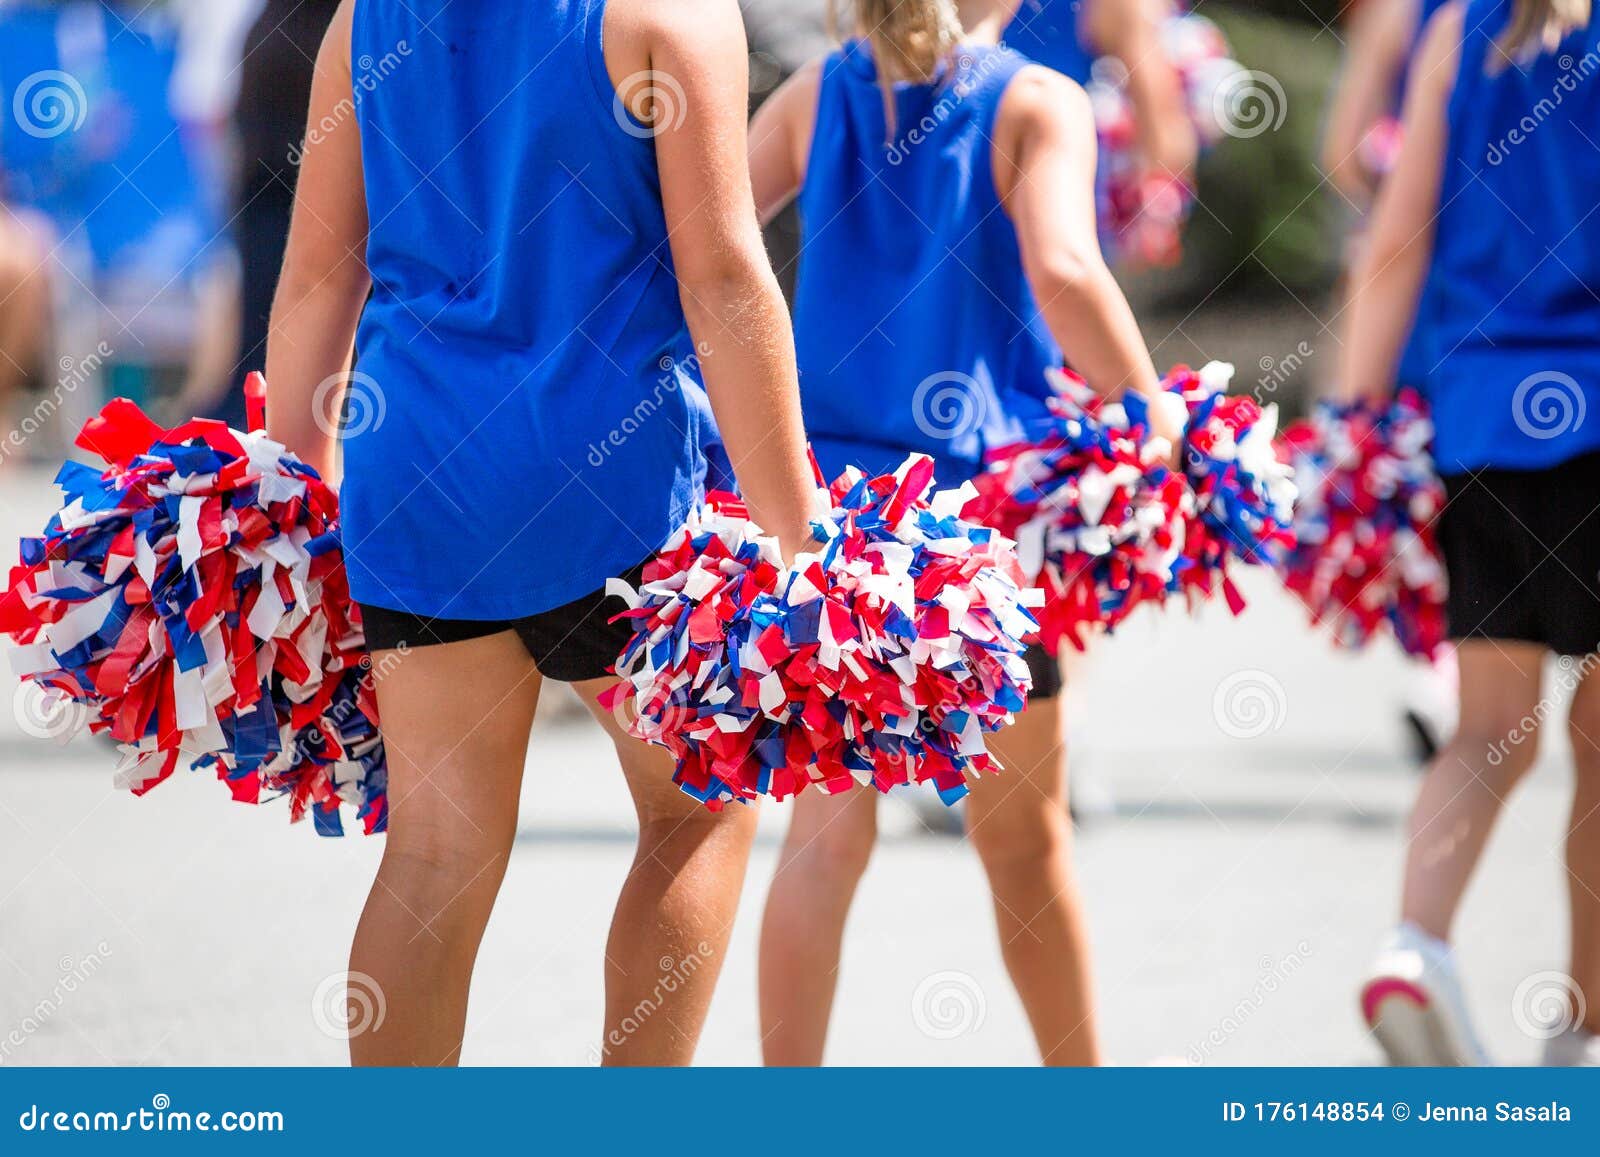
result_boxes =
[792,40,1061,483]
[346,0,703,617]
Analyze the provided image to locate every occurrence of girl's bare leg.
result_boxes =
[350,631,542,1066]
[1565,661,1600,1033]
[574,676,760,1066]
[757,786,879,1065]
[1399,641,1545,939]
[966,691,1102,1066]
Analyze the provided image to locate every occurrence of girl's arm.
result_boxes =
[610,0,817,555]
[264,0,369,478]
[1335,3,1460,401]
[748,59,822,228]
[996,67,1169,422]
[1323,0,1416,204]
[1087,0,1197,181]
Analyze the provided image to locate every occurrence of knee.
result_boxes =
[969,803,1070,879]
[779,796,878,886]
[636,797,758,860]
[378,817,514,921]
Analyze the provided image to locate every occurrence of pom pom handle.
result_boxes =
[243,371,268,434]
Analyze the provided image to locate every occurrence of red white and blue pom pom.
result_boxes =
[601,456,1041,810]
[1088,11,1243,265]
[1143,362,1298,612]
[970,370,1192,652]
[1279,390,1447,659]
[0,381,386,835]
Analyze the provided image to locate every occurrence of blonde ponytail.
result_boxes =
[1494,0,1592,68]
[831,0,964,85]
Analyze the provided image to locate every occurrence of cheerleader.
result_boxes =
[1339,0,1600,1065]
[1325,0,1462,765]
[1006,0,1197,182]
[751,0,1180,1065]
[265,0,818,1065]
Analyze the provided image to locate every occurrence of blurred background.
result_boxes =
[0,0,1583,1066]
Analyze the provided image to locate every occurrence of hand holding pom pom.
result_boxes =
[970,370,1193,652]
[1088,11,1244,266]
[972,362,1297,647]
[0,379,386,835]
[601,455,1042,810]
[1145,362,1299,613]
[1279,390,1447,659]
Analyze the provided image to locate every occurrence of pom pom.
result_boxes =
[1143,362,1298,612]
[1279,390,1447,659]
[978,363,1296,639]
[1088,12,1244,265]
[601,456,1041,810]
[0,394,386,835]
[970,369,1193,652]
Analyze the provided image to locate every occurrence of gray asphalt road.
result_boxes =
[0,465,1580,1066]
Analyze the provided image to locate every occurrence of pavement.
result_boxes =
[0,463,1583,1067]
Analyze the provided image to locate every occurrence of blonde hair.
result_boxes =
[831,0,964,86]
[1494,0,1592,67]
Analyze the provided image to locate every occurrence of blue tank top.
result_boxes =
[792,42,1061,487]
[1005,0,1095,84]
[1422,0,1600,473]
[346,0,704,619]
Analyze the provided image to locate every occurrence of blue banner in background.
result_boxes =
[1,1068,1594,1153]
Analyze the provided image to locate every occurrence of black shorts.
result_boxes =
[1439,451,1600,657]
[358,557,649,683]
[358,561,1066,697]
[1024,643,1063,701]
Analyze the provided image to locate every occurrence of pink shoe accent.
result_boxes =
[1362,977,1430,1025]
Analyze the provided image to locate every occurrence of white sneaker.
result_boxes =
[1542,1027,1600,1067]
[1360,923,1492,1066]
